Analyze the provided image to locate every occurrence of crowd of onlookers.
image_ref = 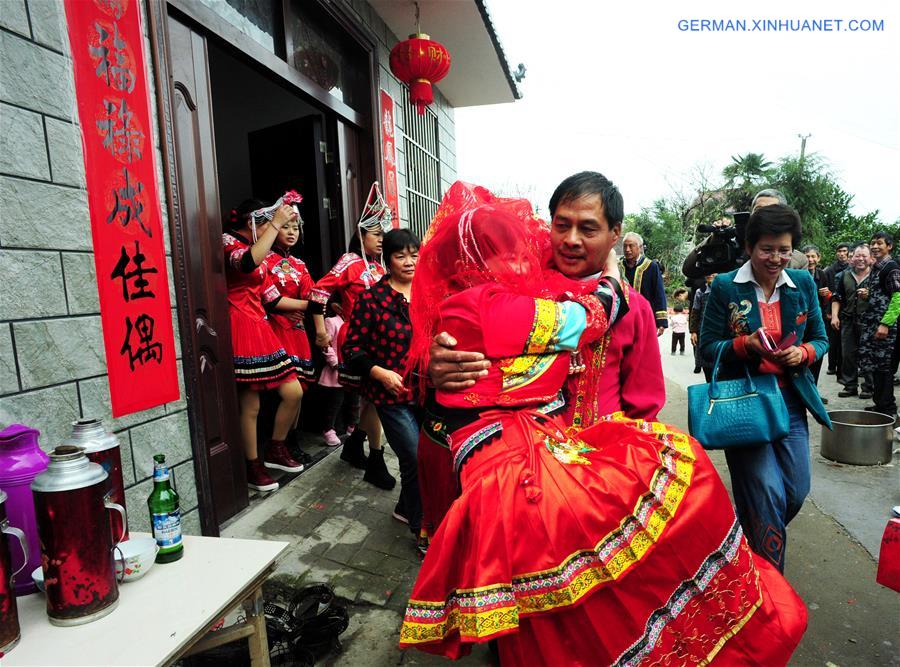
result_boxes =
[667,216,900,421]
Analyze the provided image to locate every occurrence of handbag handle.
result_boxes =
[709,340,756,399]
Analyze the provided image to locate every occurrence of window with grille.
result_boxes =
[401,96,441,239]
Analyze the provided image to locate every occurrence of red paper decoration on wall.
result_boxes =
[389,34,451,115]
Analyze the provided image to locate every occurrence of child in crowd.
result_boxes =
[670,302,688,354]
[318,309,360,447]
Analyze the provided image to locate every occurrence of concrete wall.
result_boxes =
[0,0,200,535]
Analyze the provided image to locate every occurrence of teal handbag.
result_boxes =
[687,341,789,449]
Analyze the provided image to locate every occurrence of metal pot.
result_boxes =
[821,410,894,465]
[1,489,28,655]
[62,419,129,542]
[31,446,126,626]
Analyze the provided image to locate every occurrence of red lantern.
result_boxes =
[389,33,451,115]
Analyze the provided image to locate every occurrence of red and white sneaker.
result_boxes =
[246,459,279,492]
[323,429,341,447]
[265,441,305,473]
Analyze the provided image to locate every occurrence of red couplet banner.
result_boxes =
[380,90,401,229]
[64,0,179,417]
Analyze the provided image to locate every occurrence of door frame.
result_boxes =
[147,0,382,532]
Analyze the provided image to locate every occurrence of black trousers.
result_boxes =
[872,371,897,416]
[826,317,843,373]
[671,332,685,353]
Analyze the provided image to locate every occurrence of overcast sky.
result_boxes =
[455,0,900,223]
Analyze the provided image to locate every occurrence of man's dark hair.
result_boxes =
[745,204,803,250]
[383,228,420,261]
[871,231,894,248]
[548,171,624,229]
[835,242,850,251]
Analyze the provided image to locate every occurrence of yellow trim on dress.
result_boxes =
[400,416,698,645]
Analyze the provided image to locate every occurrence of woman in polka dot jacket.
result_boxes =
[343,229,424,541]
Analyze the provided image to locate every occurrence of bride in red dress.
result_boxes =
[400,182,807,665]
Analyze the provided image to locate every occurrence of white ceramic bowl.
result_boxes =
[32,566,45,593]
[115,537,159,582]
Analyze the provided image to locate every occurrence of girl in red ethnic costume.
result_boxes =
[224,197,306,492]
[400,182,807,665]
[309,183,395,489]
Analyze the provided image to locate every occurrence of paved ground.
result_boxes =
[220,333,899,666]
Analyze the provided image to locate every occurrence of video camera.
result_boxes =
[685,212,749,277]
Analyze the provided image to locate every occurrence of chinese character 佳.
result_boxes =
[111,240,157,301]
[120,314,163,370]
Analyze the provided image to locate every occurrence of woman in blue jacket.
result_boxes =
[699,204,830,572]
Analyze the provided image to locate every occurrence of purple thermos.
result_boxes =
[0,424,49,595]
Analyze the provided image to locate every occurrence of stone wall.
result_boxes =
[0,0,200,535]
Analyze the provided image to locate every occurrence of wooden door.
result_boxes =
[165,15,248,531]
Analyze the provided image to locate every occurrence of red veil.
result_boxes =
[406,181,592,392]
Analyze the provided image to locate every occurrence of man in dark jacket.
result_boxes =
[823,242,850,376]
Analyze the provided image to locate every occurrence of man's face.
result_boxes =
[751,196,780,212]
[805,250,820,270]
[836,247,849,263]
[851,248,871,270]
[870,237,891,260]
[622,237,642,263]
[550,194,620,278]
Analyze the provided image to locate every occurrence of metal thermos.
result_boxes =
[62,419,129,542]
[1,490,28,655]
[31,446,126,626]
[0,424,49,595]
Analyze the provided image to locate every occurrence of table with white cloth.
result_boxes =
[7,533,288,667]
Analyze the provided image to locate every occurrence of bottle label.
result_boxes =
[152,509,183,549]
[153,465,170,482]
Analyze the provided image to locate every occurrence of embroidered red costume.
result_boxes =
[262,248,316,383]
[222,232,295,389]
[402,182,806,665]
[309,252,385,321]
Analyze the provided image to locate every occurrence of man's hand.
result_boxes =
[875,324,890,340]
[428,332,490,391]
[656,327,664,337]
[690,333,698,346]
[818,287,830,298]
[773,346,805,367]
[831,316,841,331]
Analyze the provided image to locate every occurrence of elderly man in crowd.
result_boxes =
[620,231,668,335]
[833,244,874,398]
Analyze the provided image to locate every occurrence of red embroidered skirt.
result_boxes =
[400,414,806,665]
[229,308,296,391]
[272,323,315,385]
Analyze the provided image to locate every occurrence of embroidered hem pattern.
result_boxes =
[400,417,696,645]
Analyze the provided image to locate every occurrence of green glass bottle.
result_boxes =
[147,454,184,563]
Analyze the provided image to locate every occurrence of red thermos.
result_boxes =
[62,419,129,543]
[31,446,126,626]
[1,489,28,655]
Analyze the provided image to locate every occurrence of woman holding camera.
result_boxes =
[699,204,830,572]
